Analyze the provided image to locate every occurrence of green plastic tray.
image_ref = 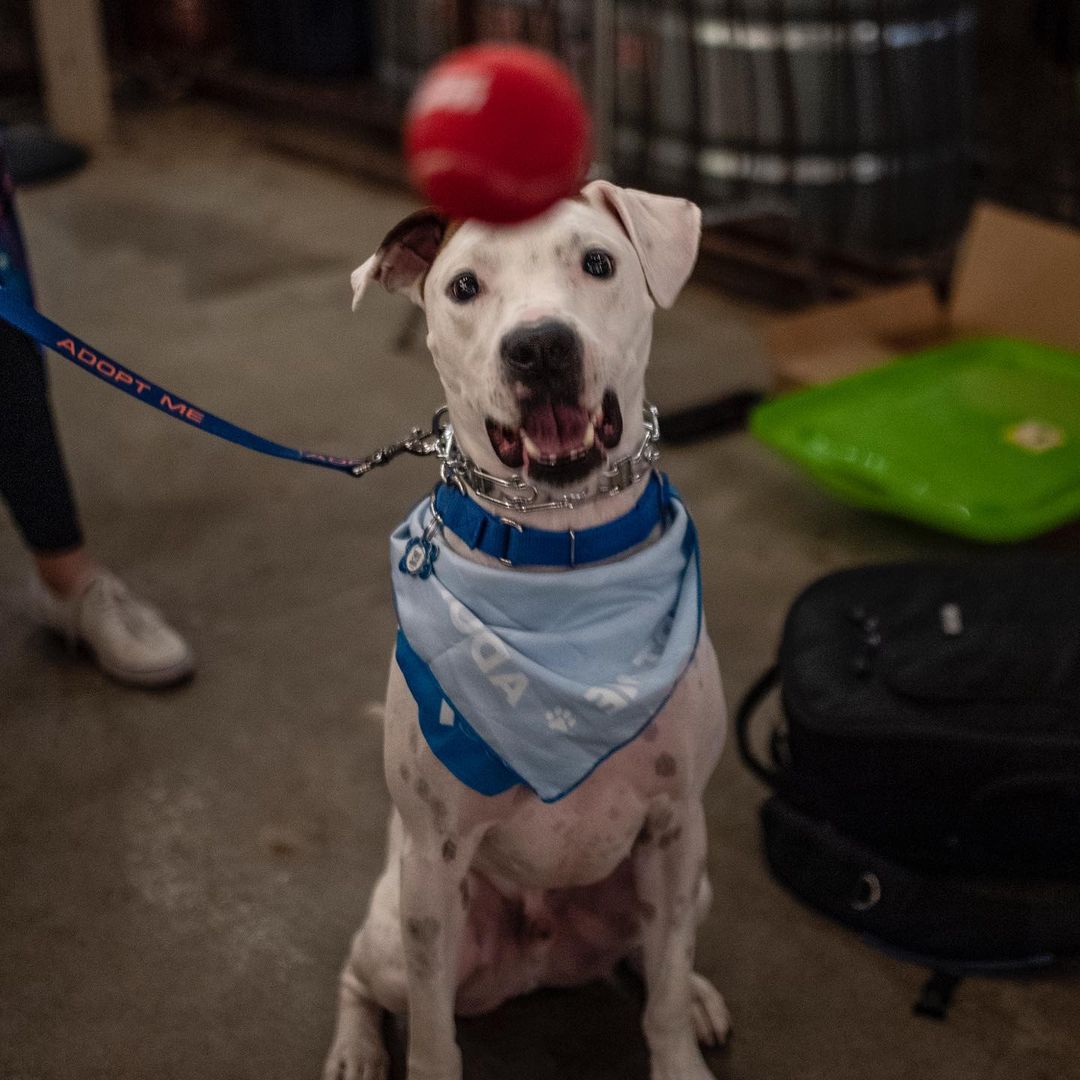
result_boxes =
[751,337,1080,541]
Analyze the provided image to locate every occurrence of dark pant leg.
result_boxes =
[0,319,84,553]
[0,129,83,555]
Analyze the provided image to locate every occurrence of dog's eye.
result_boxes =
[582,249,615,279]
[448,271,480,303]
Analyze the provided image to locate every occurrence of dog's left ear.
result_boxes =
[580,180,701,308]
[351,208,450,309]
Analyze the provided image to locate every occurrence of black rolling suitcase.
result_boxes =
[737,559,1080,1016]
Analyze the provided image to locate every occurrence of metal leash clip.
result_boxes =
[350,409,449,478]
[354,403,660,517]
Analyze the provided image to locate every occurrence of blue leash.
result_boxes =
[0,286,433,477]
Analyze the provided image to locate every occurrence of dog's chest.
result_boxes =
[466,639,724,892]
[470,731,682,891]
[475,794,645,891]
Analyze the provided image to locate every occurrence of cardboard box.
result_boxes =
[765,202,1080,389]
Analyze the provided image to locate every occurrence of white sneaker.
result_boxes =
[31,570,195,688]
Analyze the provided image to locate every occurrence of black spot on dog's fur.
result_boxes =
[405,916,440,962]
[659,827,683,850]
[655,754,677,778]
[442,838,457,862]
[404,915,442,979]
[407,916,441,943]
[413,777,451,834]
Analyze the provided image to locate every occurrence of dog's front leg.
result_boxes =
[633,799,716,1080]
[399,821,480,1080]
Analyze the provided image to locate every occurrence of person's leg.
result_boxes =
[0,129,89,588]
[0,318,91,585]
[0,311,195,690]
[1,131,194,686]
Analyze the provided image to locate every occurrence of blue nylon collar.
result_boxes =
[433,471,670,568]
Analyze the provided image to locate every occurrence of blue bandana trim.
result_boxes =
[396,630,525,796]
[390,474,703,802]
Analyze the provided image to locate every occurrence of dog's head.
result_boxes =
[352,180,701,491]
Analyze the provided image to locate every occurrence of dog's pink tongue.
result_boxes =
[523,401,590,456]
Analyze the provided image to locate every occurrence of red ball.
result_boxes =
[404,44,592,225]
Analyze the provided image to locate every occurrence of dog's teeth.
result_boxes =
[520,425,599,467]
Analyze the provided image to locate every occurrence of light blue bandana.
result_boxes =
[390,475,702,802]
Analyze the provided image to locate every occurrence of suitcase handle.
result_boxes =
[735,663,785,788]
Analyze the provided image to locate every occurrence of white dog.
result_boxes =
[324,180,729,1080]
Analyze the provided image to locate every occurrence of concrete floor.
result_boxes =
[1,105,1078,1080]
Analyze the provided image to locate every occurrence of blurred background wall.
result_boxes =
[0,0,1077,304]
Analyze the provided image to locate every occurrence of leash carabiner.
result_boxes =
[349,408,451,478]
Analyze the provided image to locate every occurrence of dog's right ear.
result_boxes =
[350,209,449,309]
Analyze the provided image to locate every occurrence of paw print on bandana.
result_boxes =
[546,707,577,733]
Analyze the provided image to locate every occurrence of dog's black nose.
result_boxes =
[500,319,583,387]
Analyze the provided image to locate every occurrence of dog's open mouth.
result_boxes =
[485,389,624,487]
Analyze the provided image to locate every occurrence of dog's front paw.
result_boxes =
[690,971,731,1047]
[322,1012,389,1080]
[649,1040,718,1080]
[403,1048,463,1080]
[322,1042,389,1080]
